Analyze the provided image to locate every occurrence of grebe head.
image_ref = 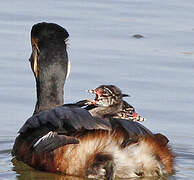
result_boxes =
[29,22,70,114]
[88,85,127,107]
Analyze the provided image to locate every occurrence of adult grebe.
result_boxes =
[81,85,145,121]
[12,22,174,179]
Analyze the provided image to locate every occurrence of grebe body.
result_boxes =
[12,22,174,179]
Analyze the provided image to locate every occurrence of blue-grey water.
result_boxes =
[0,0,194,179]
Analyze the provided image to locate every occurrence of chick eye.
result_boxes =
[102,89,108,93]
[102,89,106,93]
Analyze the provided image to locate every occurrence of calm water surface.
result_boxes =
[0,0,194,179]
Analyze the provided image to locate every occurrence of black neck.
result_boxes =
[33,78,64,114]
[30,22,69,115]
[33,45,67,114]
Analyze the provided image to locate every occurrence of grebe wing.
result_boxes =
[111,118,169,144]
[32,132,79,153]
[17,105,111,152]
[19,105,111,134]
[110,118,153,136]
[108,118,153,147]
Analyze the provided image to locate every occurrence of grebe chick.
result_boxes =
[84,85,145,122]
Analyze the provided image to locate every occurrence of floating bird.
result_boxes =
[12,22,174,179]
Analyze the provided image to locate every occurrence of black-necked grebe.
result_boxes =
[12,22,174,179]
